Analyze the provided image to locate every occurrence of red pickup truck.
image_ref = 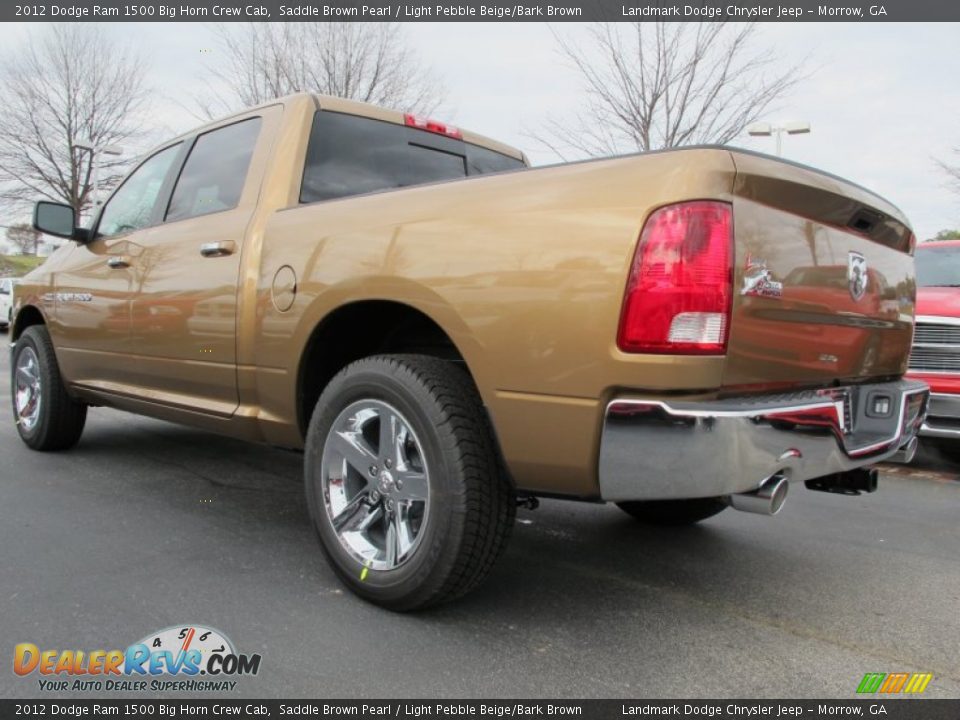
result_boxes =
[908,240,960,456]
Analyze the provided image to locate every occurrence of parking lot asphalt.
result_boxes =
[1,343,958,700]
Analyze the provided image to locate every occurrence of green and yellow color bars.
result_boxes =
[857,672,933,694]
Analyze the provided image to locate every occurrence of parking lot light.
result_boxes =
[748,121,811,156]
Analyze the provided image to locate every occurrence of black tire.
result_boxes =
[11,325,87,451]
[304,354,515,611]
[616,497,727,526]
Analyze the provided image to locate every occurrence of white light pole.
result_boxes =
[75,142,124,216]
[747,121,811,156]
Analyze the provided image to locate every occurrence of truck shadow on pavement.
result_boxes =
[64,413,960,628]
[71,412,802,607]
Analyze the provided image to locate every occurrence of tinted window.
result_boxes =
[98,144,180,237]
[916,246,960,287]
[166,118,262,222]
[301,111,525,203]
[467,144,524,175]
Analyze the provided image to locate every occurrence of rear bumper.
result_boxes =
[918,392,960,439]
[598,379,928,502]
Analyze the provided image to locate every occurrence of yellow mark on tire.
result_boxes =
[360,564,370,582]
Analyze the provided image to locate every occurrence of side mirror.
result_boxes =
[33,201,88,242]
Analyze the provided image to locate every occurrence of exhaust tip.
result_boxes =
[729,474,789,516]
[889,436,918,464]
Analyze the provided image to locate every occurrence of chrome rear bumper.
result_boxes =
[918,392,960,439]
[598,379,928,502]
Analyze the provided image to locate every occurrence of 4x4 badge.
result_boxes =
[848,251,867,301]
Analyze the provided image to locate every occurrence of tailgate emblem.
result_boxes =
[848,251,868,301]
[741,254,783,298]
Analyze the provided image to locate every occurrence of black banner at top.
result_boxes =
[0,700,959,720]
[5,0,960,22]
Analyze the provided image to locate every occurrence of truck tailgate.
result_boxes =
[724,151,915,387]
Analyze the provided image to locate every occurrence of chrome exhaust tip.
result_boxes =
[728,474,789,516]
[889,436,918,464]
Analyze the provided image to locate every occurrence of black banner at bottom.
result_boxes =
[1,700,958,720]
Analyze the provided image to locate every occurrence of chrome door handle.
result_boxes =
[107,256,131,269]
[200,241,235,258]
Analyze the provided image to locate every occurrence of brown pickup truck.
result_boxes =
[15,93,928,610]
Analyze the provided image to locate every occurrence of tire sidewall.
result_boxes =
[305,361,468,607]
[11,329,49,446]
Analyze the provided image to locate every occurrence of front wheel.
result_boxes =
[12,325,87,451]
[304,354,515,611]
[616,497,727,526]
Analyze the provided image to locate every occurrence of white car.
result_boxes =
[0,277,16,330]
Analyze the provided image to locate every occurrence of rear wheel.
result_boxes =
[304,354,515,611]
[616,497,727,526]
[12,325,87,451]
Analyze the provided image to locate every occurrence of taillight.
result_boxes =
[617,201,733,355]
[404,113,463,139]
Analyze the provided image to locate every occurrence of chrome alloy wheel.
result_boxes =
[14,346,42,432]
[320,399,430,571]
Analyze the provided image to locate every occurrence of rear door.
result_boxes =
[126,106,280,416]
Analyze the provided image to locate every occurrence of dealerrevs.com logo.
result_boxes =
[14,624,262,692]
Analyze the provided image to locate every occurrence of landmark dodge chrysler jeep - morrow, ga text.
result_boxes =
[13,94,928,609]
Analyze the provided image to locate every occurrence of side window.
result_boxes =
[165,118,262,223]
[97,144,181,237]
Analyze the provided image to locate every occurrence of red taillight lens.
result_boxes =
[404,113,463,139]
[617,201,733,354]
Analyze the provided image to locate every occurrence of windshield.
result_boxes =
[915,245,960,287]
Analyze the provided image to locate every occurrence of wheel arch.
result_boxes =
[295,297,491,438]
[11,304,47,342]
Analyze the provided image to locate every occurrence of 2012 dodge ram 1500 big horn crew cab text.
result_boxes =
[14,93,928,610]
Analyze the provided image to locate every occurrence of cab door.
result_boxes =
[127,108,279,416]
[52,142,184,389]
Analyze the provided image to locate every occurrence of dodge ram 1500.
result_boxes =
[14,93,928,609]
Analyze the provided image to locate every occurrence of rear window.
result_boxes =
[916,246,960,287]
[300,111,524,203]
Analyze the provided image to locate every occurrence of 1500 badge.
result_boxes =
[42,292,92,303]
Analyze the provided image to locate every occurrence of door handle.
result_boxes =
[107,256,131,269]
[200,241,235,258]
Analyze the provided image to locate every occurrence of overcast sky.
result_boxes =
[3,21,959,247]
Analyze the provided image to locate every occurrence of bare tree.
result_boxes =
[540,23,807,159]
[5,223,41,256]
[0,25,151,216]
[197,23,446,119]
[938,149,960,196]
